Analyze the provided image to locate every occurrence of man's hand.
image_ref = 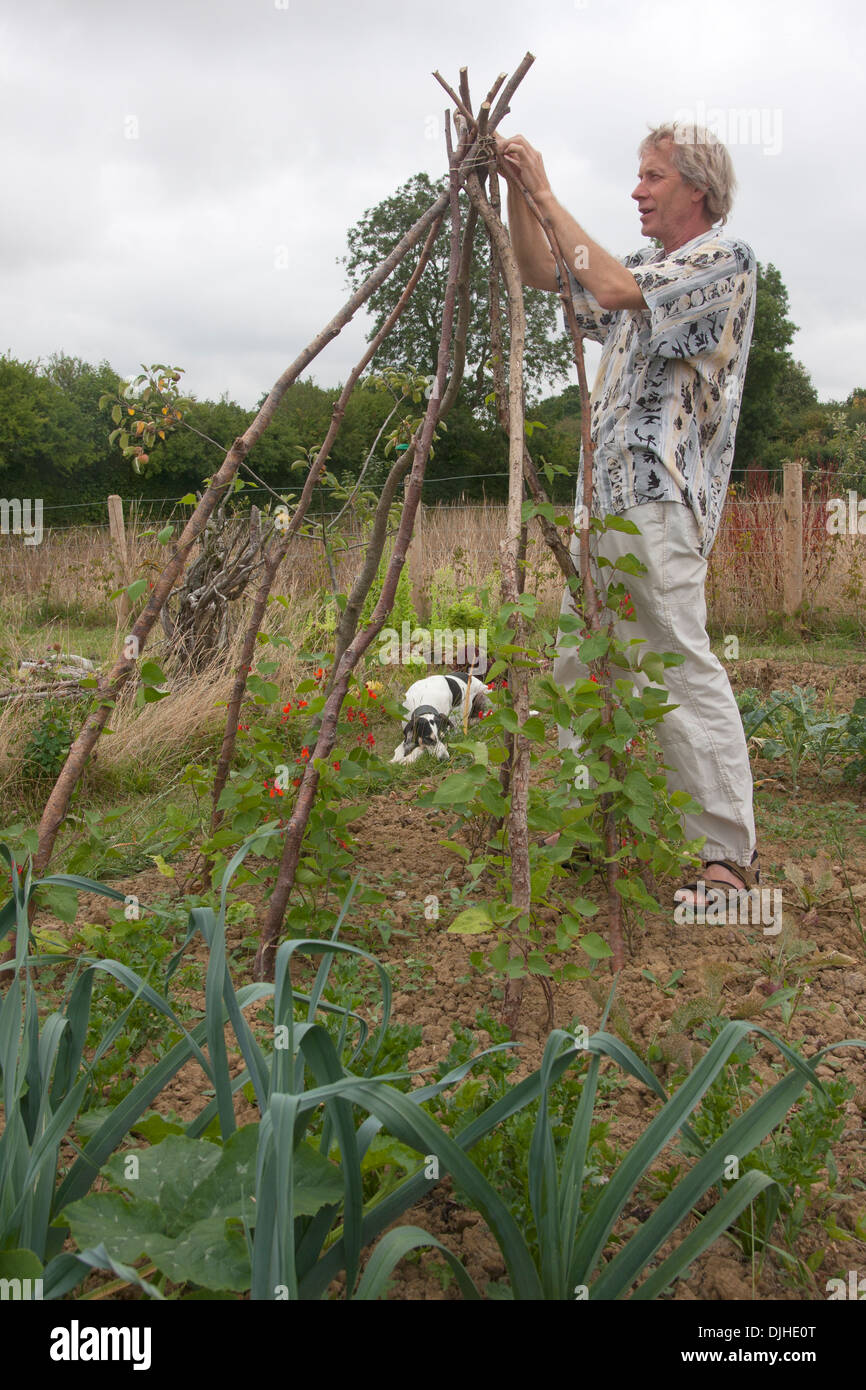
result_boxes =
[494,132,553,202]
[495,131,647,311]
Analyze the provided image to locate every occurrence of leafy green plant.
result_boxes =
[6,836,863,1301]
[204,668,390,931]
[0,845,214,1279]
[0,837,517,1300]
[20,697,78,788]
[667,1019,856,1283]
[737,685,849,785]
[423,519,706,993]
[840,696,866,785]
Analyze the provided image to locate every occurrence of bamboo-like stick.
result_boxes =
[26,176,454,899]
[487,53,535,133]
[482,72,508,111]
[208,214,445,843]
[463,166,532,1033]
[253,115,466,981]
[432,70,473,126]
[330,196,479,681]
[497,158,625,971]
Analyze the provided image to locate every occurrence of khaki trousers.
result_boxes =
[552,500,757,869]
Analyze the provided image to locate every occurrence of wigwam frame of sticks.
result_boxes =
[21,56,627,1025]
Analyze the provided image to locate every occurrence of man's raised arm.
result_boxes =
[495,134,647,312]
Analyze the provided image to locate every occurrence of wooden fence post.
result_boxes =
[782,459,803,616]
[108,494,131,628]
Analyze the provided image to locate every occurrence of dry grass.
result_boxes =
[7,496,862,639]
[2,495,865,810]
[707,492,866,634]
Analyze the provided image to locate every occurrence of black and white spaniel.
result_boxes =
[391,673,492,763]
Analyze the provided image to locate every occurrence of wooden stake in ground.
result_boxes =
[28,165,454,891]
[208,213,446,843]
[253,112,469,981]
[783,458,804,617]
[107,494,131,633]
[464,162,534,1032]
[495,152,625,972]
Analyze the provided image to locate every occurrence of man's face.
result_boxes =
[631,139,706,247]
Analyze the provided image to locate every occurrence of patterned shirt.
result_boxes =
[557,227,757,557]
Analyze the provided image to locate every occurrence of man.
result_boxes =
[495,123,759,909]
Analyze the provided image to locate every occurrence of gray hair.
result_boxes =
[639,123,737,225]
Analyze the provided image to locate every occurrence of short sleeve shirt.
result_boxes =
[558,228,757,557]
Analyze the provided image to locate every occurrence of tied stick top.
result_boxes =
[433,55,534,147]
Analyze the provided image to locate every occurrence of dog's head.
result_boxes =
[401,704,449,760]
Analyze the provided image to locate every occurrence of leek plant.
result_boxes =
[3,835,861,1300]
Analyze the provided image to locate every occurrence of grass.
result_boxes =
[710,628,866,668]
[755,789,866,856]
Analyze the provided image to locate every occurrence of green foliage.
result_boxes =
[427,563,497,636]
[427,512,704,988]
[359,519,419,638]
[20,698,78,787]
[203,671,392,918]
[840,697,866,785]
[0,847,211,1274]
[4,840,862,1301]
[430,1012,624,1264]
[341,172,574,408]
[736,685,856,785]
[668,1019,855,1275]
[735,262,800,473]
[0,353,94,480]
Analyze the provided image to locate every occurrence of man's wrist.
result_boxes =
[534,187,558,214]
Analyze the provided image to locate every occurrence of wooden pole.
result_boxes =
[407,486,425,620]
[782,458,803,616]
[107,494,131,628]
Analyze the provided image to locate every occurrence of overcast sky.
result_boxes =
[2,0,863,410]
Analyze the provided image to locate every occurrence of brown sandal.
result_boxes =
[674,850,760,913]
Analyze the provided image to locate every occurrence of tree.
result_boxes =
[733,262,801,475]
[341,172,574,408]
[0,354,92,482]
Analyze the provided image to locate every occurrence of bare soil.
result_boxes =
[49,657,866,1301]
